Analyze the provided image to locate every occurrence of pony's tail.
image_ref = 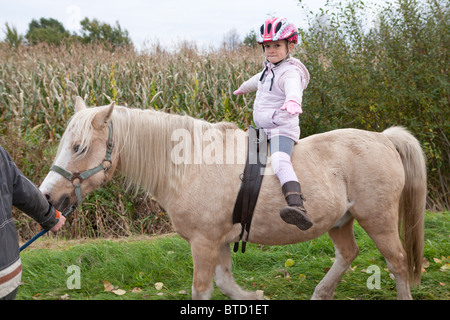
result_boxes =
[383,126,427,287]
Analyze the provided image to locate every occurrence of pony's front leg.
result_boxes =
[190,239,220,300]
[214,243,264,300]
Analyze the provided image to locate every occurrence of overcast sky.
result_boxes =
[1,0,384,51]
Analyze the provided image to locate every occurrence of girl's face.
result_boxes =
[263,40,295,64]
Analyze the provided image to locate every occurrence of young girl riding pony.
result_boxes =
[234,17,313,230]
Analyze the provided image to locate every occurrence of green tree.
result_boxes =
[79,18,131,48]
[25,18,70,45]
[3,23,23,48]
[243,30,257,49]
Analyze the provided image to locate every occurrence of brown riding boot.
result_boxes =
[280,181,313,230]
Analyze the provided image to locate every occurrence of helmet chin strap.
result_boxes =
[271,55,290,66]
[279,51,291,64]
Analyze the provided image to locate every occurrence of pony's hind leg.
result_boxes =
[214,244,264,300]
[311,217,359,300]
[358,216,413,300]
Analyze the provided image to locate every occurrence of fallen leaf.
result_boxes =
[103,281,114,292]
[60,293,69,300]
[422,257,429,268]
[284,258,295,267]
[132,287,142,293]
[434,258,442,264]
[440,263,450,272]
[157,292,164,296]
[154,282,164,290]
[439,282,445,286]
[112,289,126,296]
[178,290,188,295]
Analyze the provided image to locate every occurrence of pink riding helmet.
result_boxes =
[257,17,298,44]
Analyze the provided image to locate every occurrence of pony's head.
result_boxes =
[40,97,119,212]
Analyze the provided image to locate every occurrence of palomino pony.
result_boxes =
[40,97,427,300]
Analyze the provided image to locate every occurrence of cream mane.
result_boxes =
[60,105,238,202]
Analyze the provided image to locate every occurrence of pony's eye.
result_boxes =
[73,145,86,154]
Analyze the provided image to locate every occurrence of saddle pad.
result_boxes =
[232,126,268,253]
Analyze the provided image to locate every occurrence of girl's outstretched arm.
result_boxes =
[233,73,261,95]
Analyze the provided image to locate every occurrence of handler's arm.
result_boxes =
[8,153,63,231]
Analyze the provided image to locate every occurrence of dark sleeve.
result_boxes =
[2,148,59,230]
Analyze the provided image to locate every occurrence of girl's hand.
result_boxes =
[281,100,303,115]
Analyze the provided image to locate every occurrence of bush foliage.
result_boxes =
[298,0,448,209]
[0,0,447,240]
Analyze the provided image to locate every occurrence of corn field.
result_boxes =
[0,42,260,136]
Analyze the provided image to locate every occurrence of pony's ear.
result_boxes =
[75,96,87,112]
[92,102,115,129]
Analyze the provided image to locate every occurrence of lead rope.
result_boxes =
[20,203,77,252]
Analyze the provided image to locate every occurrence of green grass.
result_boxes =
[17,212,449,300]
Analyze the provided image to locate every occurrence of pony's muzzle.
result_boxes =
[50,193,71,213]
